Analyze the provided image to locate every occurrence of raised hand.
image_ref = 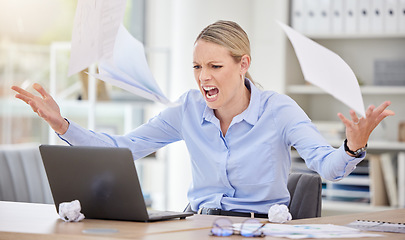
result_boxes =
[337,101,395,154]
[11,83,69,135]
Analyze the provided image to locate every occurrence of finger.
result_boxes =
[11,85,36,99]
[365,104,375,118]
[349,110,360,124]
[33,83,50,99]
[28,100,40,113]
[367,101,392,122]
[15,94,32,105]
[384,109,395,116]
[375,109,396,123]
[373,101,392,116]
[337,113,352,127]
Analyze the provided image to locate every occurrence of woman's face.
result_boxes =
[193,40,247,111]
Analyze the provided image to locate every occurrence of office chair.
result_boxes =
[0,144,53,204]
[184,172,322,220]
[287,172,322,219]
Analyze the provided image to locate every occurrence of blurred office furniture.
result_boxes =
[288,0,405,214]
[291,0,405,35]
[0,143,53,203]
[0,42,169,209]
[287,172,322,219]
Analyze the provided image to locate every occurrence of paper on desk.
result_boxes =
[278,21,366,117]
[91,24,172,105]
[233,223,383,239]
[68,0,127,76]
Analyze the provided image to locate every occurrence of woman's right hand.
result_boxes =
[11,83,69,135]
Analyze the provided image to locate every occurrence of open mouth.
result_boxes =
[202,86,219,99]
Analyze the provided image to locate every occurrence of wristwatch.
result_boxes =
[344,139,367,157]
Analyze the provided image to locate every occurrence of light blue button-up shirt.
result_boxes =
[59,79,365,214]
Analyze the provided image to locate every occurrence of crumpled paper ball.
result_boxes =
[58,200,85,222]
[268,204,292,223]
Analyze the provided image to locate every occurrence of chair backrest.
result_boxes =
[287,172,322,219]
[0,144,53,204]
[184,172,323,219]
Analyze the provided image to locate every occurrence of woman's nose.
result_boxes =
[199,68,211,81]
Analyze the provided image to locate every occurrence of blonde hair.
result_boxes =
[195,20,254,82]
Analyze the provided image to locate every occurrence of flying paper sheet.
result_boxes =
[278,21,365,117]
[68,0,126,76]
[68,0,172,105]
[91,25,172,105]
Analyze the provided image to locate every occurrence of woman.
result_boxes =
[11,20,394,218]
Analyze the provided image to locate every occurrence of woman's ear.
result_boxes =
[240,55,251,75]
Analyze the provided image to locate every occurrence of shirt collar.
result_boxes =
[201,78,261,126]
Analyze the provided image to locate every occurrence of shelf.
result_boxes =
[324,175,370,186]
[0,98,153,115]
[327,139,405,154]
[291,139,405,154]
[323,189,369,199]
[306,33,405,40]
[287,85,405,95]
[322,200,394,213]
[57,99,153,108]
[287,0,405,214]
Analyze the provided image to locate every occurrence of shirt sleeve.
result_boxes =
[273,94,366,181]
[57,97,186,160]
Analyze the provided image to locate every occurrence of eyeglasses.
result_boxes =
[210,217,266,237]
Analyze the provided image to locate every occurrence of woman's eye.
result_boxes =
[212,65,222,69]
[193,65,201,70]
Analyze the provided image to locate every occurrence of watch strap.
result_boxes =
[344,139,367,157]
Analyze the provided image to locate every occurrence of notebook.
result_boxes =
[346,220,405,233]
[39,145,193,222]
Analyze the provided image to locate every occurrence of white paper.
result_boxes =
[92,25,172,105]
[68,0,127,76]
[58,200,85,222]
[268,204,292,223]
[233,223,382,239]
[278,21,365,117]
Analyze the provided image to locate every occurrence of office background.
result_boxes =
[0,0,404,216]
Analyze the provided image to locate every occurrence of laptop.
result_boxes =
[39,145,193,222]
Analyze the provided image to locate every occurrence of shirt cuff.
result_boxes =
[333,144,366,181]
[56,118,72,146]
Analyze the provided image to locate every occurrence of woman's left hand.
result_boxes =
[337,101,395,154]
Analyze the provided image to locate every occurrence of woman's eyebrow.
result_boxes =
[193,60,223,65]
[208,61,222,64]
